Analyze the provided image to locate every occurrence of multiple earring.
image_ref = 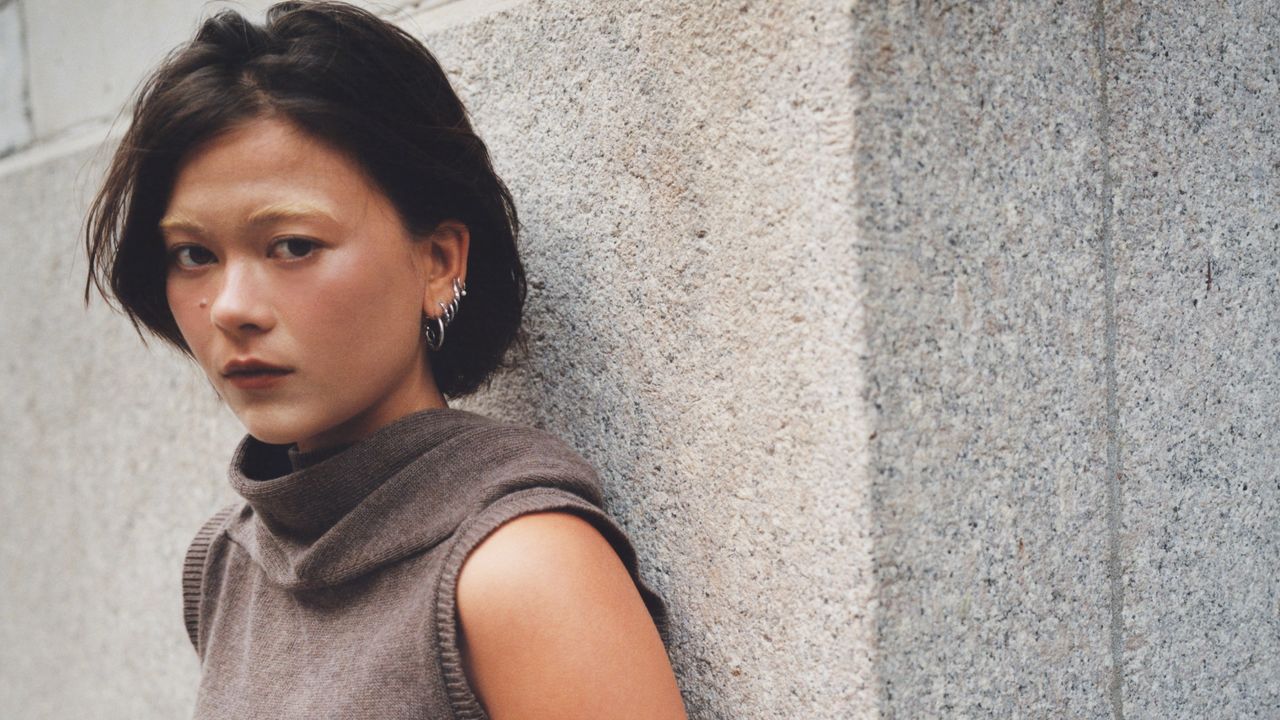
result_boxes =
[423,277,468,351]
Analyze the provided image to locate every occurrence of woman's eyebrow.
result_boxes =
[158,203,339,235]
[157,213,206,237]
[244,202,339,227]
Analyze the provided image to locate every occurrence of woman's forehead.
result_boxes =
[163,117,388,226]
[175,117,359,181]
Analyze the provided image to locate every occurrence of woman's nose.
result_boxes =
[209,259,275,334]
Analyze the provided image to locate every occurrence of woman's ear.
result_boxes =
[418,219,470,316]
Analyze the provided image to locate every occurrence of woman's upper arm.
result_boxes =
[454,510,687,720]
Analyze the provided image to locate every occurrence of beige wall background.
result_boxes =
[1,1,1275,718]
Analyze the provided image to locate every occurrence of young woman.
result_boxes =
[81,2,687,718]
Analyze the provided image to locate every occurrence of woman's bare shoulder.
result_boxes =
[455,511,687,720]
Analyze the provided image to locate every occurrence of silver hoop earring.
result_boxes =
[423,313,446,351]
[422,277,467,352]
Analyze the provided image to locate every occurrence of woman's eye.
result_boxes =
[166,239,317,268]
[169,245,216,269]
[273,237,318,260]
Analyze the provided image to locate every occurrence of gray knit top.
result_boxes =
[182,406,670,719]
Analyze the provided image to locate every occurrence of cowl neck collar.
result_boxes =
[286,440,353,472]
[230,407,479,540]
[222,406,604,591]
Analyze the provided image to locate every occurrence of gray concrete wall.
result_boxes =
[1105,3,1279,716]
[1,1,1275,718]
[854,2,1278,717]
[854,4,1116,715]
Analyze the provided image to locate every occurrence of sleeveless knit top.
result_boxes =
[181,406,671,719]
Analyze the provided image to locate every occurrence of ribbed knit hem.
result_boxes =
[183,502,242,658]
[432,487,672,720]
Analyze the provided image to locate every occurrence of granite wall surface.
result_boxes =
[0,1,1274,718]
[854,2,1278,717]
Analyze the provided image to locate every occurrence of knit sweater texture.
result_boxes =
[182,406,670,719]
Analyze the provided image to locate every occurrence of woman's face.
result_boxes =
[161,115,450,451]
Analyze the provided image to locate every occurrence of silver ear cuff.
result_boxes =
[422,278,467,352]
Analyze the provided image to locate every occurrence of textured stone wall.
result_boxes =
[1,1,1275,718]
[853,3,1116,715]
[854,2,1278,717]
[419,4,869,718]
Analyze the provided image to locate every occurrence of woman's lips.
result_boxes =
[226,369,293,390]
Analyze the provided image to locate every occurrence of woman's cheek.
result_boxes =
[167,286,204,348]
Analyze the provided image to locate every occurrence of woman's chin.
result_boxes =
[233,408,309,446]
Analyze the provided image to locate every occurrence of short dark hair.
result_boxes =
[83,0,527,399]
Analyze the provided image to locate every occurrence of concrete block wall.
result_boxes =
[1,1,1274,718]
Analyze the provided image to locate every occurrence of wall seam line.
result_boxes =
[1093,1,1126,719]
[13,0,35,158]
